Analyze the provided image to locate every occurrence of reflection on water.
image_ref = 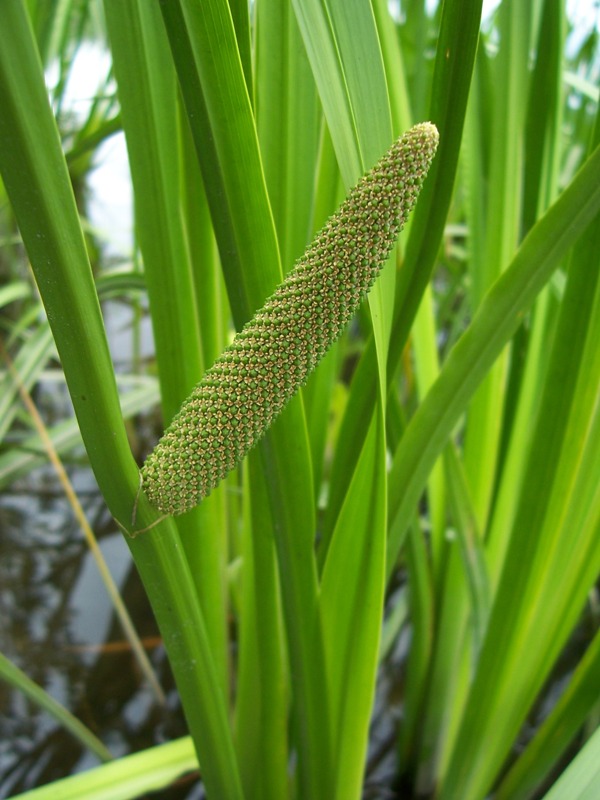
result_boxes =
[0,465,195,798]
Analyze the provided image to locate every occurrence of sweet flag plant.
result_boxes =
[142,123,439,516]
[2,2,600,799]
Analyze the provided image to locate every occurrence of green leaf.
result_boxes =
[292,0,394,389]
[463,0,532,527]
[320,411,386,798]
[255,0,320,270]
[9,738,197,800]
[496,625,600,800]
[159,0,281,325]
[234,458,289,800]
[103,0,203,420]
[104,0,231,704]
[540,726,600,800]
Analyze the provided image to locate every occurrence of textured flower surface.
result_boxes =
[142,122,439,515]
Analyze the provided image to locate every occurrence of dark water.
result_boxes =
[0,457,198,799]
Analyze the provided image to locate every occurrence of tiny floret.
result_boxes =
[141,123,439,516]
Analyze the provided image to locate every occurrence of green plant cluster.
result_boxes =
[1,1,600,799]
[141,123,438,515]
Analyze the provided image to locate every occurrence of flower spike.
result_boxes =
[141,122,439,516]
